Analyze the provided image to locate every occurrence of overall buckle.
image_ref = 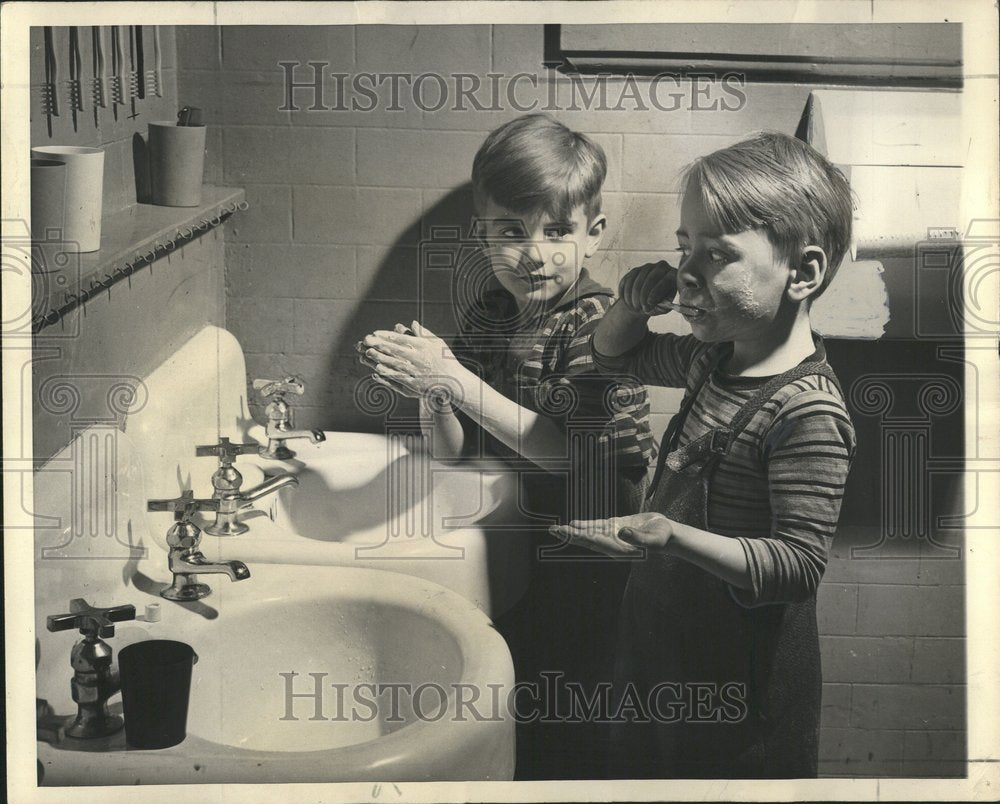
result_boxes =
[710,429,732,454]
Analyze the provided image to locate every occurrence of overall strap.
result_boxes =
[687,360,843,475]
[724,360,843,447]
[653,358,843,481]
[645,344,729,499]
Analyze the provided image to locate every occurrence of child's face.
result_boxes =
[475,199,605,309]
[674,185,794,344]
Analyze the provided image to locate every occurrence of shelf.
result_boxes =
[80,186,245,276]
[33,186,246,332]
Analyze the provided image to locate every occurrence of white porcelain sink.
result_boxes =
[36,563,515,784]
[119,326,532,618]
[33,423,515,785]
[225,431,533,618]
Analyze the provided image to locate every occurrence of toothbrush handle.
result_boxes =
[44,26,60,116]
[112,25,124,101]
[69,27,82,110]
[70,28,81,81]
[92,26,104,77]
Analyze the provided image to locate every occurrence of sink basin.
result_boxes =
[115,326,532,618]
[31,328,517,785]
[36,563,515,784]
[220,431,533,618]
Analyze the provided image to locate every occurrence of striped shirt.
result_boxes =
[593,330,856,606]
[451,268,655,471]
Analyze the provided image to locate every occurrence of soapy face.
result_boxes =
[674,186,792,344]
[475,199,604,311]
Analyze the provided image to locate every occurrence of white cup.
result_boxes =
[31,145,105,252]
[30,157,67,242]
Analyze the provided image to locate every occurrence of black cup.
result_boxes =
[118,639,198,749]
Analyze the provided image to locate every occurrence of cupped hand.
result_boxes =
[618,261,678,316]
[548,511,674,559]
[356,321,466,402]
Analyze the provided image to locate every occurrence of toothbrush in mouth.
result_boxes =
[653,300,707,318]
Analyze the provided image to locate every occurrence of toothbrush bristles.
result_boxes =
[68,80,83,112]
[40,83,59,116]
[93,78,107,108]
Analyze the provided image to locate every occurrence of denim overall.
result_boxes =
[614,343,843,779]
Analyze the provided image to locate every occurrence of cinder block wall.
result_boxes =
[176,25,965,777]
[29,27,181,214]
[28,27,227,462]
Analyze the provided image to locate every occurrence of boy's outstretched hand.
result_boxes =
[549,512,675,558]
[618,260,678,316]
[357,320,467,403]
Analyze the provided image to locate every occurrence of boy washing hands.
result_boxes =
[358,115,654,778]
[552,132,857,778]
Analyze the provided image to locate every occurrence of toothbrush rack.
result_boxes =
[32,186,248,334]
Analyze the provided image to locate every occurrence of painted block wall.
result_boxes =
[27,27,228,462]
[173,24,965,777]
[29,27,182,215]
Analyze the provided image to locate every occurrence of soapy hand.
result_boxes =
[549,512,675,559]
[618,261,679,316]
[357,321,468,405]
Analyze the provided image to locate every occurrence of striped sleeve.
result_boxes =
[732,387,856,606]
[552,298,655,469]
[592,330,704,389]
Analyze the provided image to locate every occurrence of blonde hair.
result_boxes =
[683,131,854,298]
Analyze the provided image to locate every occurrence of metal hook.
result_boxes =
[146,250,157,263]
[237,200,249,211]
[210,213,222,226]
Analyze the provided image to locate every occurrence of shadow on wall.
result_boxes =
[324,184,481,432]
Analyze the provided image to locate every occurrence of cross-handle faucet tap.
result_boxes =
[147,491,250,601]
[46,598,137,739]
[253,377,326,460]
[195,436,264,536]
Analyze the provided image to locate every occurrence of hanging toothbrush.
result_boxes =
[110,25,125,109]
[67,27,84,129]
[127,24,140,116]
[146,26,162,98]
[92,26,107,111]
[135,25,146,100]
[41,26,60,122]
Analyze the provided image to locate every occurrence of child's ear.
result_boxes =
[585,213,608,258]
[788,245,827,302]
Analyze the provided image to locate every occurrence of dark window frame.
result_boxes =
[543,24,962,88]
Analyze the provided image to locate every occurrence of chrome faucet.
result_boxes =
[196,437,299,536]
[253,377,326,460]
[46,598,136,739]
[147,491,251,601]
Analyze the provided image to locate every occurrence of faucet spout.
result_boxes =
[266,425,326,444]
[163,549,250,600]
[240,472,299,504]
[169,550,251,581]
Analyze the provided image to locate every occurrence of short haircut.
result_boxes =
[471,114,607,223]
[682,131,854,298]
